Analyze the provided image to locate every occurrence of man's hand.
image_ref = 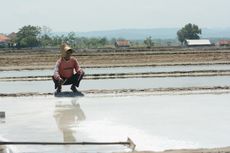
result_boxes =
[58,78,64,85]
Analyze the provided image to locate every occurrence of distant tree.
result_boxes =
[16,25,41,48]
[7,32,17,48]
[99,37,108,46]
[132,40,140,47]
[40,34,52,47]
[87,38,99,48]
[39,26,52,47]
[51,35,63,46]
[41,26,52,36]
[110,38,117,46]
[177,23,202,45]
[144,36,154,48]
[65,32,77,47]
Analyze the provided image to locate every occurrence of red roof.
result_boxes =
[0,34,10,42]
[219,40,230,45]
[115,40,130,47]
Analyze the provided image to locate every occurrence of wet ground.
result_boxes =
[1,94,230,153]
[1,63,230,153]
[1,76,230,94]
[1,65,230,94]
[1,64,230,77]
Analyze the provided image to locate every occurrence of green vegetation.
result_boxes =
[177,23,202,45]
[144,36,154,48]
[11,25,114,49]
[16,25,41,48]
[4,25,185,49]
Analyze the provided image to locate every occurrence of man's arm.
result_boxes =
[73,58,84,80]
[53,60,62,80]
[73,57,81,73]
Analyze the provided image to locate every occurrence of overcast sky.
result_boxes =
[1,0,230,33]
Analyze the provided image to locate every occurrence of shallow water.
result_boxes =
[1,65,230,153]
[0,76,230,93]
[1,64,230,77]
[1,94,230,152]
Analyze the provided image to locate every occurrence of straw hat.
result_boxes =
[60,43,75,57]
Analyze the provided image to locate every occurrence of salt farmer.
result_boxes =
[52,43,84,93]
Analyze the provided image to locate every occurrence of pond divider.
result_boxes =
[1,86,230,97]
[1,70,230,81]
[0,137,136,151]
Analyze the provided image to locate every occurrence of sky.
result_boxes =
[1,0,230,33]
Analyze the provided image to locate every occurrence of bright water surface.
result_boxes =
[0,76,230,93]
[0,64,230,77]
[1,94,230,153]
[1,65,230,152]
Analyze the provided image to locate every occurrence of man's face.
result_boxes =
[64,50,73,59]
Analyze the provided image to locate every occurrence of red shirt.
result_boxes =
[53,57,81,80]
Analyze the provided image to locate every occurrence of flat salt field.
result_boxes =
[1,64,230,153]
[1,94,230,153]
[0,76,230,93]
[0,64,230,78]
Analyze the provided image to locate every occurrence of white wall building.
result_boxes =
[185,39,212,47]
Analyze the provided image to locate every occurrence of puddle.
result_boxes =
[1,94,230,152]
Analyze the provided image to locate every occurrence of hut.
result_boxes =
[0,34,10,46]
[115,40,130,48]
[218,40,230,46]
[185,39,212,47]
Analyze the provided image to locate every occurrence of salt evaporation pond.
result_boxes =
[1,65,230,152]
[0,64,230,78]
[0,76,230,93]
[1,94,230,153]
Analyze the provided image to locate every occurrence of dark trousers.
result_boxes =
[52,71,85,89]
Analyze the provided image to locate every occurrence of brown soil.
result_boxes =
[1,47,230,70]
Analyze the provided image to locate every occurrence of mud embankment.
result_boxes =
[1,48,230,71]
[1,86,230,97]
[1,70,230,81]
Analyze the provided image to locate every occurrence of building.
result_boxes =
[115,40,130,48]
[218,40,230,46]
[185,39,212,47]
[0,34,10,46]
[7,32,17,48]
[8,32,16,40]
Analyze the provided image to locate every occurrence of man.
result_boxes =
[52,43,84,93]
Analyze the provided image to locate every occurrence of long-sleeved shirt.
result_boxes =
[53,57,81,80]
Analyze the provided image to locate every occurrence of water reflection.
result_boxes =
[0,112,5,124]
[0,136,16,153]
[53,98,86,142]
[1,64,230,78]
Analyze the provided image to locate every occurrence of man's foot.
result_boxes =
[55,87,61,94]
[71,85,78,92]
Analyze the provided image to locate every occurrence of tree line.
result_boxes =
[8,25,113,48]
[7,23,202,48]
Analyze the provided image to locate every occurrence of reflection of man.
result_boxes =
[53,98,85,142]
[0,136,16,153]
[0,112,5,124]
[0,143,9,153]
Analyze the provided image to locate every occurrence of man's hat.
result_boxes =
[60,43,74,57]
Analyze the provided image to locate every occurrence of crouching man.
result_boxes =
[52,43,84,93]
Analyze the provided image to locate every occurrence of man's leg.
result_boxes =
[52,76,62,93]
[75,70,85,87]
[64,70,85,92]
